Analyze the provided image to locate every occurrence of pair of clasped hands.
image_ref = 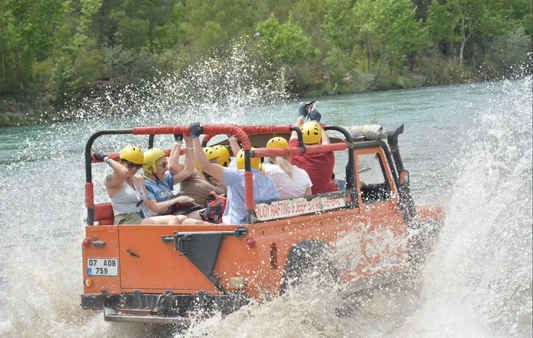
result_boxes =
[298,100,321,122]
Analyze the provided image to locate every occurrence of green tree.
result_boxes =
[354,0,429,77]
[197,21,229,51]
[428,0,515,67]
[181,0,267,47]
[49,0,102,102]
[324,46,350,93]
[487,26,532,76]
[0,0,66,94]
[91,0,182,53]
[427,0,462,55]
[322,0,360,64]
[256,13,319,67]
[509,0,532,36]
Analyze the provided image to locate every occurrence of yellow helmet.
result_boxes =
[195,147,220,172]
[119,145,144,164]
[236,148,261,170]
[143,148,166,174]
[266,136,289,149]
[204,147,219,160]
[213,145,230,167]
[300,121,322,144]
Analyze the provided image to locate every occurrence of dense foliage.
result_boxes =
[0,0,531,124]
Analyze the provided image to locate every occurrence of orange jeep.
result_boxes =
[81,123,444,324]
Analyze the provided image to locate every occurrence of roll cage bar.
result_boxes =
[85,123,409,225]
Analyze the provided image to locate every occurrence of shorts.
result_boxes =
[114,212,143,225]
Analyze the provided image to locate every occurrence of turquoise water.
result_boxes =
[0,77,531,337]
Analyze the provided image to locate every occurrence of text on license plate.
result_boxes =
[87,258,118,276]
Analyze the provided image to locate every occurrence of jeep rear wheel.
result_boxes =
[280,240,338,295]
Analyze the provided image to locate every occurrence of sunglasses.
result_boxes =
[155,162,168,168]
[122,160,142,170]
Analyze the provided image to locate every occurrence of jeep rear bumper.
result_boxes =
[81,290,249,324]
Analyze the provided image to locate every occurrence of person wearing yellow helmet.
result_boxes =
[288,101,337,194]
[143,134,202,217]
[266,136,289,149]
[212,144,231,167]
[193,147,220,173]
[92,144,206,225]
[263,136,313,198]
[189,122,279,224]
[235,148,262,171]
[180,146,227,208]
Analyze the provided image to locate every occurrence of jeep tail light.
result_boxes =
[245,238,256,248]
[82,238,91,248]
[84,278,93,287]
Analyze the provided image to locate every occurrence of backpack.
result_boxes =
[200,191,227,223]
[167,199,203,216]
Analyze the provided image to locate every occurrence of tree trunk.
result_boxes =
[1,10,5,89]
[459,16,472,68]
[407,52,416,73]
[376,37,384,79]
[367,33,373,72]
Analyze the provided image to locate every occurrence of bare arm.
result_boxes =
[228,135,241,156]
[168,139,184,175]
[320,123,330,145]
[192,137,224,182]
[290,116,305,140]
[145,194,189,215]
[305,187,312,195]
[103,159,130,197]
[171,135,194,184]
[138,175,178,215]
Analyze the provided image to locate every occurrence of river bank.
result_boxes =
[0,101,62,127]
[0,73,489,128]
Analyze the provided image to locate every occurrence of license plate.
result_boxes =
[87,258,118,276]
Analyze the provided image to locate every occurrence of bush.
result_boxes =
[352,71,376,92]
[101,45,159,83]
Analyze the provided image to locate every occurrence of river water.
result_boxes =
[0,68,531,337]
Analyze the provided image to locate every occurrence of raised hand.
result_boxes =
[189,122,203,139]
[308,109,321,123]
[298,99,317,118]
[93,151,106,161]
[298,103,310,118]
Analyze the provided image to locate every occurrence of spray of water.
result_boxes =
[394,77,533,337]
[62,43,290,128]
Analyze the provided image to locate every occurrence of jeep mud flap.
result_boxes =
[161,226,248,294]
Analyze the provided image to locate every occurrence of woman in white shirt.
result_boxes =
[263,137,313,198]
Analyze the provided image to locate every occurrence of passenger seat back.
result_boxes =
[93,202,114,225]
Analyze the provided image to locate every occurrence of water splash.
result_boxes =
[61,44,290,128]
[395,77,533,337]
